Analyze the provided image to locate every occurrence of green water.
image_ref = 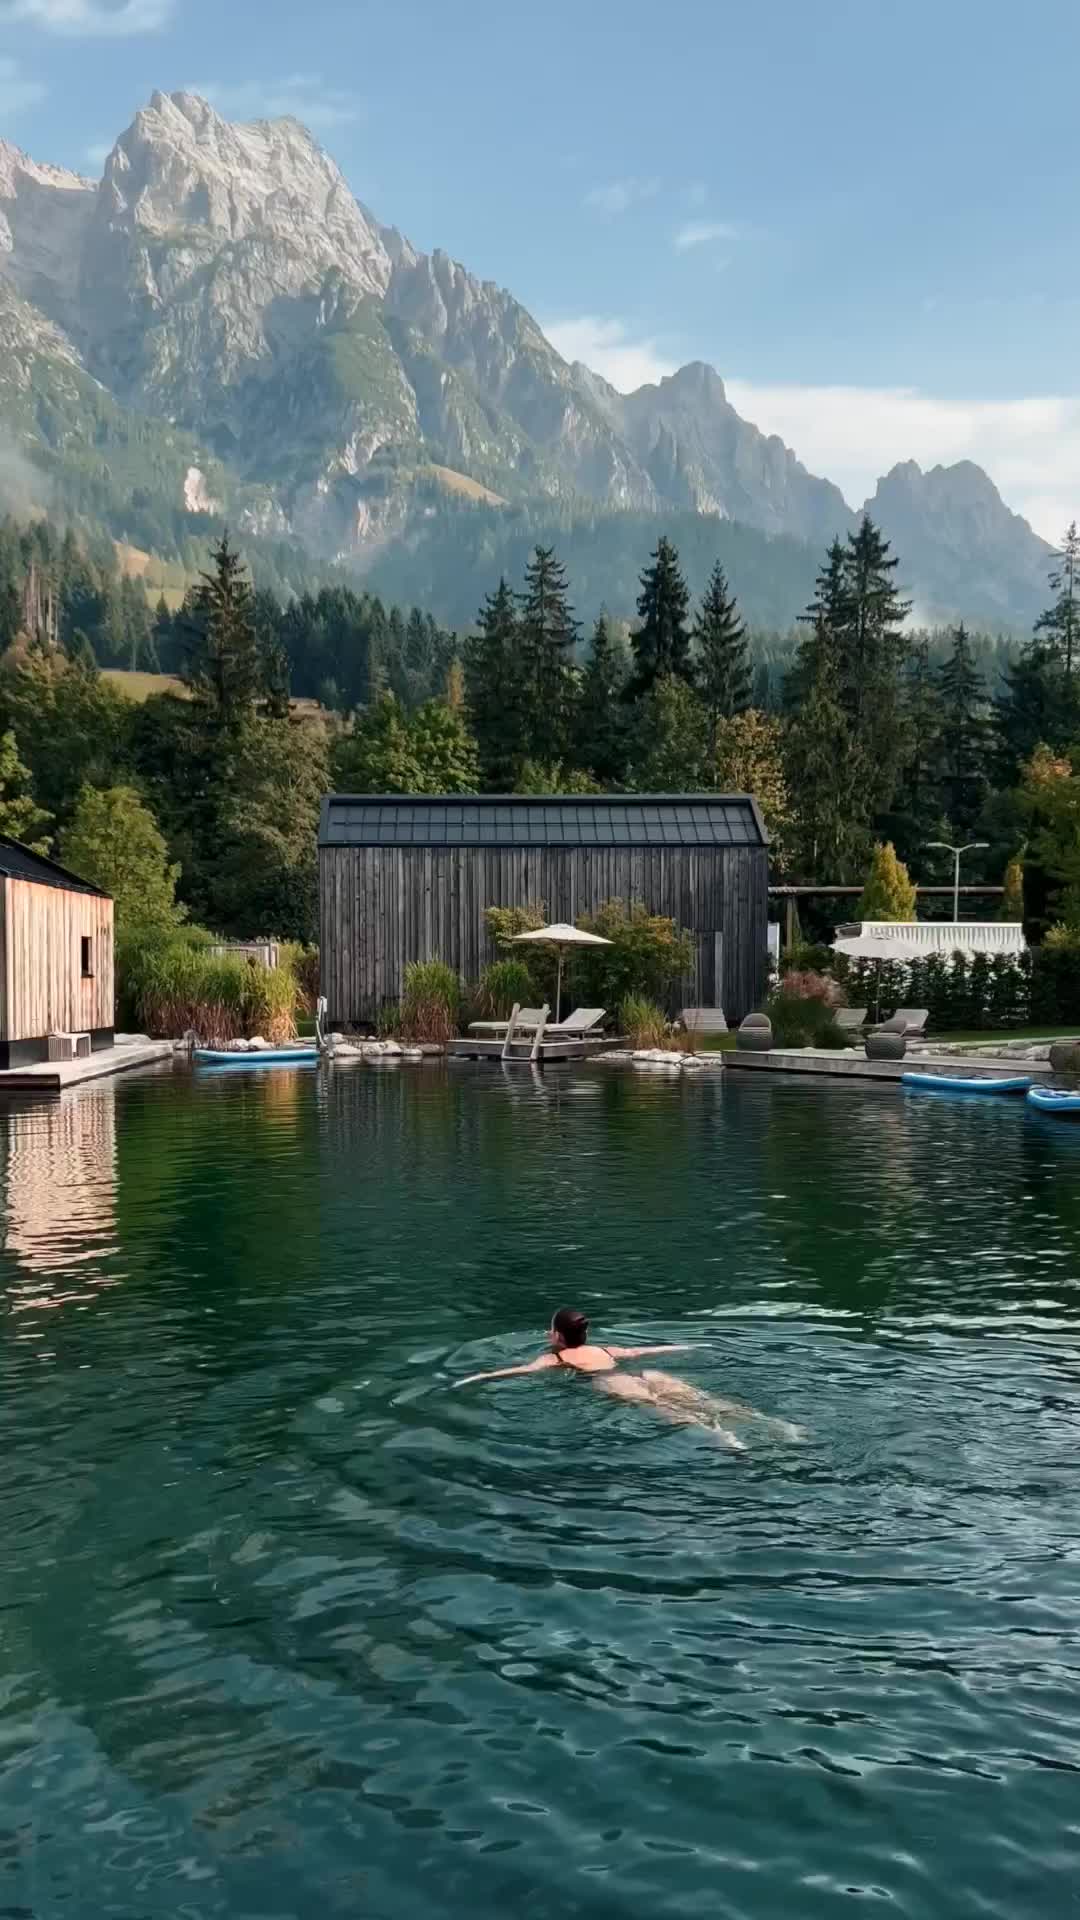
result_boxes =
[2,1064,1080,1919]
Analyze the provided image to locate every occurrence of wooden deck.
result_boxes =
[725,1048,1054,1084]
[448,1036,617,1065]
[0,1035,174,1095]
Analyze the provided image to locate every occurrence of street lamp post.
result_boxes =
[924,841,989,924]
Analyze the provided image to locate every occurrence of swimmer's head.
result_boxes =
[550,1307,589,1349]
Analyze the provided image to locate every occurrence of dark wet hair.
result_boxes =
[552,1307,589,1347]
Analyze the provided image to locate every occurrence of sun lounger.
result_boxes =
[544,1007,606,1037]
[501,1003,550,1063]
[834,1007,868,1033]
[681,1008,728,1034]
[868,1007,930,1038]
[469,1006,605,1038]
[469,1006,548,1036]
[894,1008,930,1037]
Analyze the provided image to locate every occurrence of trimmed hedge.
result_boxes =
[832,948,1080,1032]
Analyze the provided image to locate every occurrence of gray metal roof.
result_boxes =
[0,835,109,898]
[319,795,768,849]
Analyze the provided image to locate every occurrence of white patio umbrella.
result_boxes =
[510,922,611,1024]
[831,925,928,1022]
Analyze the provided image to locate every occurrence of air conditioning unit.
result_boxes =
[47,1032,91,1061]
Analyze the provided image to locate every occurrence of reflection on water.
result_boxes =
[2,1066,1080,1920]
[2,1090,118,1309]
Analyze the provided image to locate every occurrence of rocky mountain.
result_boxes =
[0,92,1056,627]
[862,460,1051,624]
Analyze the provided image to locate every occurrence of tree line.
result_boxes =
[0,512,1079,948]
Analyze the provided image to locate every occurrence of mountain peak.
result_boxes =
[653,360,728,404]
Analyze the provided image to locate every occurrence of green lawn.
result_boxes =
[693,1026,1080,1056]
[933,1026,1080,1047]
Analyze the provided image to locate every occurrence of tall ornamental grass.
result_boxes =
[619,995,672,1049]
[398,960,462,1045]
[471,959,537,1020]
[119,929,299,1044]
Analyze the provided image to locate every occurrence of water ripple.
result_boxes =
[1,1068,1079,1917]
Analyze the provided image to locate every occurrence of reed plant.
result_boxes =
[119,927,299,1044]
[619,995,672,1049]
[471,958,536,1021]
[398,959,462,1045]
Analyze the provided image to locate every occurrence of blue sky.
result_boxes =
[2,0,1079,534]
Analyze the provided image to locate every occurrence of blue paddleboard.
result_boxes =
[194,1048,319,1067]
[902,1072,1032,1095]
[1027,1085,1080,1115]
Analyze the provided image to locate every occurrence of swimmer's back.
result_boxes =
[554,1342,618,1374]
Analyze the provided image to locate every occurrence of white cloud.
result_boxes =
[726,379,1080,539]
[544,315,677,393]
[0,56,45,114]
[84,139,112,167]
[673,219,736,252]
[192,75,360,131]
[1,0,173,32]
[583,177,658,217]
[539,316,1079,537]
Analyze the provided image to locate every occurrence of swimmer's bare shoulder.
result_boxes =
[455,1341,694,1386]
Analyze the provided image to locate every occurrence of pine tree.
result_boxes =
[994,644,1080,781]
[1035,520,1080,679]
[936,623,991,836]
[517,545,579,765]
[693,561,750,762]
[887,634,943,863]
[785,622,871,877]
[465,579,522,788]
[785,541,870,876]
[184,534,263,730]
[577,613,628,785]
[837,516,911,811]
[628,536,693,696]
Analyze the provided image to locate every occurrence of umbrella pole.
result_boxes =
[555,951,563,1025]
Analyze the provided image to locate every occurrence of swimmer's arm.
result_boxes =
[606,1343,696,1359]
[454,1354,560,1387]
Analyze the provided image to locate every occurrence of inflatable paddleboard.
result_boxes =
[902,1072,1032,1095]
[194,1048,319,1067]
[1027,1085,1080,1115]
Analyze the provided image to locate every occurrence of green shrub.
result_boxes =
[483,903,557,999]
[472,958,537,1020]
[399,959,462,1045]
[485,903,547,949]
[780,941,834,975]
[572,900,695,1010]
[619,995,671,1049]
[765,992,846,1049]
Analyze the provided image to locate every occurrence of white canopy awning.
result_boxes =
[832,921,1027,961]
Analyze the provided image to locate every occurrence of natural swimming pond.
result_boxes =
[2,1064,1080,1919]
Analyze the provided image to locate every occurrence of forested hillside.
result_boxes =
[0,512,1078,965]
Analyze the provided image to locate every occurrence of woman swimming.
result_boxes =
[456,1306,759,1448]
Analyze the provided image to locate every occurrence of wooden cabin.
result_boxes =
[319,794,769,1028]
[0,838,114,1069]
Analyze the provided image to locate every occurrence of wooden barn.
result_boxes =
[0,839,114,1069]
[319,794,769,1028]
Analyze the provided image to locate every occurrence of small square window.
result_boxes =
[81,936,93,979]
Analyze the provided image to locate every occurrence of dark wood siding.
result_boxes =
[320,845,768,1029]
